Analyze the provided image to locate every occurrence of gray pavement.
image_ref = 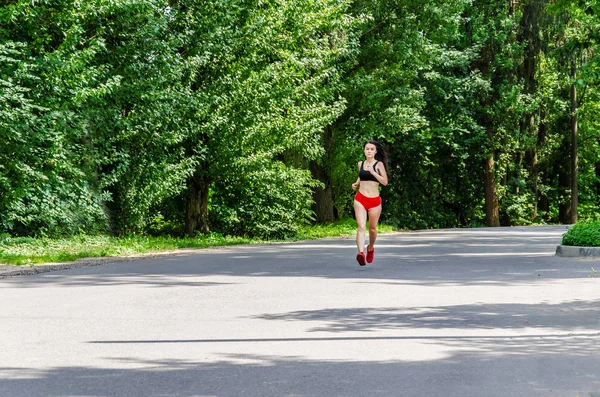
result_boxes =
[1,225,599,396]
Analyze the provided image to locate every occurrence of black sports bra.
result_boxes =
[359,161,380,182]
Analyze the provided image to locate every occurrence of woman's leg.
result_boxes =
[354,200,367,253]
[367,205,382,250]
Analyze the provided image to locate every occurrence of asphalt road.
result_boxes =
[1,226,599,397]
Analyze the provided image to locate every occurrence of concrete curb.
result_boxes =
[0,237,355,279]
[0,256,144,279]
[555,245,600,257]
[0,235,363,279]
[0,248,217,279]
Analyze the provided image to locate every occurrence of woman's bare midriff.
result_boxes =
[358,181,379,197]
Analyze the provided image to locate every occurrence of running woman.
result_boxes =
[351,140,389,266]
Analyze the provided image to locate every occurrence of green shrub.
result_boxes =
[210,162,319,240]
[561,220,600,247]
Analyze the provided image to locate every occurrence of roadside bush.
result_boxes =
[561,220,600,247]
[210,162,319,240]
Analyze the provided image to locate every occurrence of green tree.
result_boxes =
[338,0,494,229]
[172,0,360,237]
[547,0,600,223]
[0,4,108,235]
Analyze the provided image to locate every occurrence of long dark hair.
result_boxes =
[365,140,388,171]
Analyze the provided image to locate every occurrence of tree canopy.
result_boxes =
[1,0,599,237]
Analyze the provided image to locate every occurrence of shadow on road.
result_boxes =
[249,299,600,333]
[1,340,599,397]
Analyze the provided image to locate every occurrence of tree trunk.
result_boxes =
[515,150,523,195]
[519,0,542,220]
[558,132,572,223]
[569,62,578,224]
[530,149,538,218]
[310,162,335,223]
[533,116,547,217]
[483,154,500,227]
[310,126,335,223]
[106,183,125,235]
[558,167,572,223]
[185,173,211,236]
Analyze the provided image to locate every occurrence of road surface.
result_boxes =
[1,226,599,396]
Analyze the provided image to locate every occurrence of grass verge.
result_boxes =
[0,219,396,266]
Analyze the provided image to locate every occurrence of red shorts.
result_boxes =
[355,191,382,210]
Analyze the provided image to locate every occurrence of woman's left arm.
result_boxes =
[371,163,388,186]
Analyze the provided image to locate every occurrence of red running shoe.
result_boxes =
[356,252,366,266]
[366,246,375,263]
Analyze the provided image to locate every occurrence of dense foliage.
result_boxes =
[1,0,599,238]
[562,220,600,246]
